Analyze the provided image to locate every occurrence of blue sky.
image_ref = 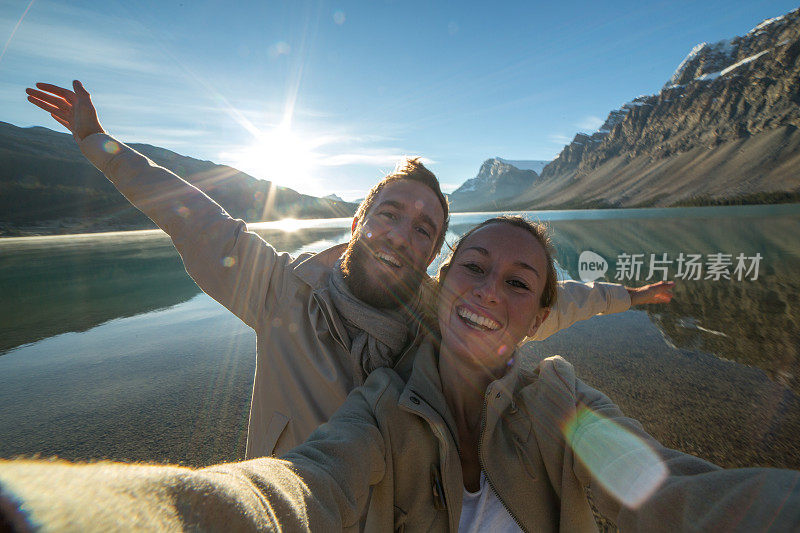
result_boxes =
[1,0,796,200]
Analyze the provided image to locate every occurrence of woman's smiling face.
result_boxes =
[437,222,551,369]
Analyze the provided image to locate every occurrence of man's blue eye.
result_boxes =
[416,226,431,238]
[463,263,482,273]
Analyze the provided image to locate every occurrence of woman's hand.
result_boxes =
[627,281,675,306]
[25,80,104,141]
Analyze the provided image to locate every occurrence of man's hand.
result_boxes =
[26,80,104,141]
[627,281,675,306]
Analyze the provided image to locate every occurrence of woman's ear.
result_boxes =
[527,308,550,338]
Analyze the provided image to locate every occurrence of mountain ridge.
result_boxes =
[448,7,800,211]
[0,122,357,236]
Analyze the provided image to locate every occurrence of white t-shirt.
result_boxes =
[458,472,523,533]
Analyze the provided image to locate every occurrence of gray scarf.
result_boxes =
[328,260,411,385]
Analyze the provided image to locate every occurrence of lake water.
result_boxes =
[1,205,799,470]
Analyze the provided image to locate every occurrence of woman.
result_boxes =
[1,217,797,532]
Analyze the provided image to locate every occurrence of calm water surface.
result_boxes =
[1,205,799,469]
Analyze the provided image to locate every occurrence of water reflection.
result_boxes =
[548,209,800,395]
[0,225,352,354]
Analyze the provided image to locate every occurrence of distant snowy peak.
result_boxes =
[496,157,550,175]
[452,158,539,196]
[324,193,345,202]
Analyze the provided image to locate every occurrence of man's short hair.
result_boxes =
[355,157,450,259]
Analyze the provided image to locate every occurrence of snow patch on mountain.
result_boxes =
[667,38,737,87]
[749,15,785,34]
[696,49,771,82]
[496,158,550,175]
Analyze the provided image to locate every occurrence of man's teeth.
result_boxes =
[376,252,401,267]
[457,308,500,330]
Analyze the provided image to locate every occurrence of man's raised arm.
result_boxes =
[26,81,285,328]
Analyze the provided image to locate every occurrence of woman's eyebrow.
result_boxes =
[515,261,541,279]
[461,247,540,277]
[463,246,489,256]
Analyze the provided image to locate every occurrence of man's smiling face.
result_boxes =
[341,179,444,309]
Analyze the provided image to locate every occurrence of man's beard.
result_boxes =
[340,237,425,310]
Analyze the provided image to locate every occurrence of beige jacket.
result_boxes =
[2,342,798,532]
[77,133,631,458]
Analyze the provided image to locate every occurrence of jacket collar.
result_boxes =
[293,243,348,288]
[398,339,455,434]
[400,339,540,446]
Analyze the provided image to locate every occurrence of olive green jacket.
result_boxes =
[276,341,800,531]
[3,342,798,532]
[76,133,632,459]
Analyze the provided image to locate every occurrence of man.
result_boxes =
[25,81,673,458]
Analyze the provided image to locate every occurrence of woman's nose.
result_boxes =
[473,275,500,303]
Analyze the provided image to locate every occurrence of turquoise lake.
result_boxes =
[1,204,799,469]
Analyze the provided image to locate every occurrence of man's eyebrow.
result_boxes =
[378,199,439,232]
[377,199,403,210]
[417,212,438,232]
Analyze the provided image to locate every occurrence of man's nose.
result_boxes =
[386,220,413,248]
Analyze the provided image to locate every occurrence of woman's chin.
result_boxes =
[440,320,512,371]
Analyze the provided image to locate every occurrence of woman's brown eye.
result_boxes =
[508,279,529,290]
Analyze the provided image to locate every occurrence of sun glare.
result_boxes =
[231,125,319,193]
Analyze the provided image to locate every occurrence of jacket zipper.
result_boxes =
[478,386,528,533]
[407,390,461,533]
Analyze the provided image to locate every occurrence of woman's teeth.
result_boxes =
[457,307,500,330]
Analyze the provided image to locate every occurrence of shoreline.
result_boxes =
[3,202,800,238]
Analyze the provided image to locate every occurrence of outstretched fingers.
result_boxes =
[34,82,76,103]
[26,88,71,110]
[26,94,71,122]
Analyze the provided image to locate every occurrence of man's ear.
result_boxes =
[351,216,359,234]
[527,308,550,337]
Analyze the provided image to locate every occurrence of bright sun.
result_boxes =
[231,125,318,193]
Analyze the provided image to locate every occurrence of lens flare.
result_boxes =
[103,140,121,155]
[564,406,668,508]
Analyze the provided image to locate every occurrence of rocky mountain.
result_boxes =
[0,122,357,236]
[448,157,544,211]
[495,158,550,175]
[455,8,800,211]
